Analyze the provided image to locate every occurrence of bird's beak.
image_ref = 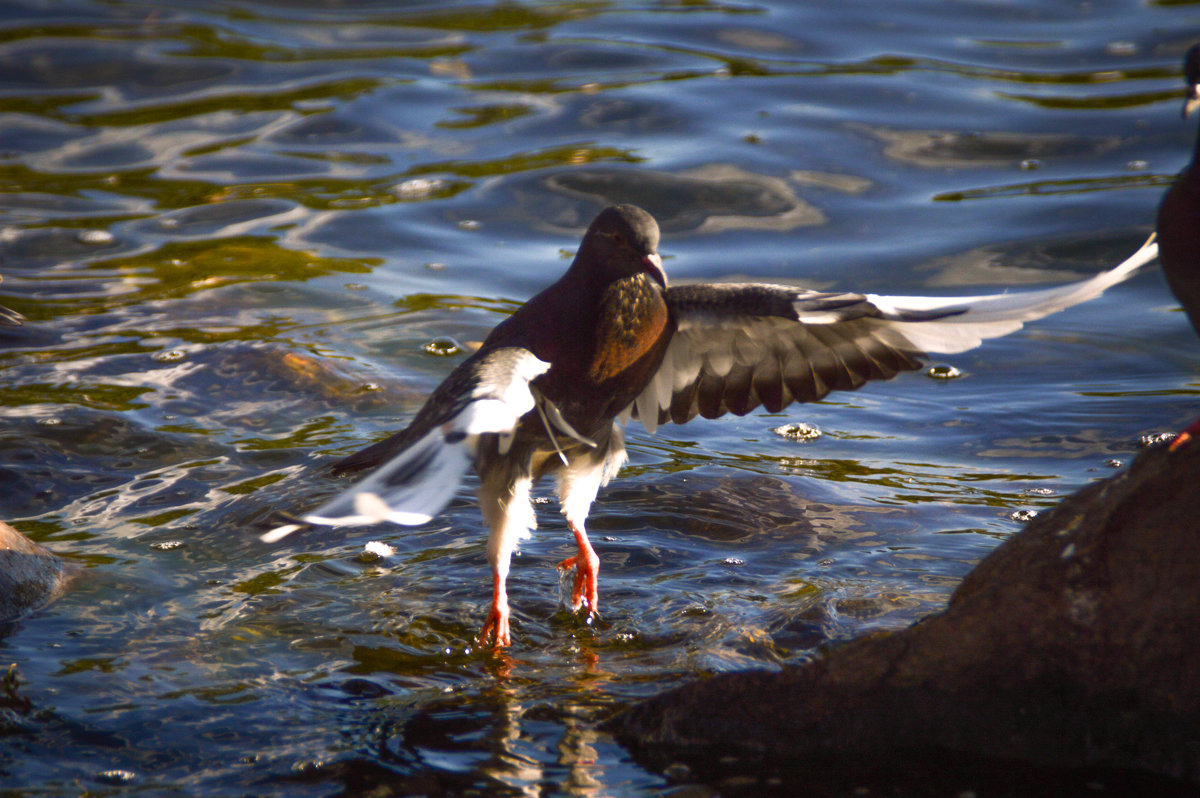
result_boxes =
[643,252,667,288]
[1184,85,1200,119]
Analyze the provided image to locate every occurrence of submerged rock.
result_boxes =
[608,440,1200,791]
[0,521,68,623]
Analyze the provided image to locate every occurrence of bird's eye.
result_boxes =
[611,232,625,247]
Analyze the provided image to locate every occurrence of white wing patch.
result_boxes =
[261,348,550,543]
[861,236,1159,354]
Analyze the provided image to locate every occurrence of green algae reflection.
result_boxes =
[58,236,378,318]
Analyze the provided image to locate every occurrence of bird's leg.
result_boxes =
[558,521,599,614]
[554,423,623,619]
[477,472,535,648]
[479,568,511,647]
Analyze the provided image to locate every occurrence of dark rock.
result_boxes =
[608,440,1200,791]
[0,520,68,622]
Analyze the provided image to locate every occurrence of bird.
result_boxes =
[263,203,1158,647]
[1156,43,1200,450]
[0,275,21,326]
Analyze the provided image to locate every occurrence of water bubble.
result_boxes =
[151,541,184,551]
[94,770,136,785]
[721,557,745,566]
[772,422,821,441]
[424,262,447,271]
[1105,458,1122,468]
[153,350,185,363]
[362,540,395,559]
[457,219,481,231]
[422,337,462,356]
[1139,432,1174,447]
[1105,41,1137,56]
[1009,509,1038,522]
[1125,160,1148,171]
[1019,159,1042,171]
[925,364,963,380]
[1024,487,1053,496]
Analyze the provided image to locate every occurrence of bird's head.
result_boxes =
[576,204,666,289]
[1183,44,1200,119]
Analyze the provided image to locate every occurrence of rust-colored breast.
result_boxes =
[588,273,670,384]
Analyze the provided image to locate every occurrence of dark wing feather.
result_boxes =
[630,235,1158,432]
[261,347,549,541]
[637,284,927,429]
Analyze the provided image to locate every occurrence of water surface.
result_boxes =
[0,1,1196,794]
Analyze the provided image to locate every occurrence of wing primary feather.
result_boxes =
[595,237,1157,437]
[261,347,550,543]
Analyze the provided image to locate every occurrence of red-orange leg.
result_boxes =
[557,522,599,614]
[1169,417,1200,452]
[478,569,511,647]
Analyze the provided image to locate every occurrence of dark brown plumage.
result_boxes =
[1157,44,1200,338]
[1157,44,1200,449]
[264,204,1156,646]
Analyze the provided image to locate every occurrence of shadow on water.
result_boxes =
[0,0,1196,794]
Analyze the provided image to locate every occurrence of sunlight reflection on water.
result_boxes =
[0,1,1195,794]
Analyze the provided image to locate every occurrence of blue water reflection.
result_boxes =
[0,1,1194,794]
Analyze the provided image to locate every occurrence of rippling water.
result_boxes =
[0,1,1196,794]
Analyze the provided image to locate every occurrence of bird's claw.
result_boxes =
[478,604,511,648]
[557,554,599,615]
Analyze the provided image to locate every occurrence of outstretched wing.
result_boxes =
[631,236,1158,431]
[261,346,549,543]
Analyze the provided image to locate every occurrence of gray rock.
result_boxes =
[0,520,68,623]
[609,440,1200,791]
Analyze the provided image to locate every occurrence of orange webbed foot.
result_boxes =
[558,530,600,614]
[478,604,511,648]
